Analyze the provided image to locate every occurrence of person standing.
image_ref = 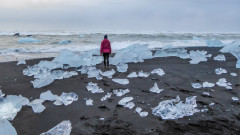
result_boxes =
[100,35,111,68]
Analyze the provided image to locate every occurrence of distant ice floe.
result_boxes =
[230,73,237,76]
[232,97,239,101]
[135,107,148,117]
[191,83,202,89]
[18,37,42,44]
[53,92,78,106]
[86,98,93,106]
[118,97,134,109]
[202,82,215,88]
[206,38,224,47]
[214,54,226,61]
[116,63,128,73]
[149,83,164,93]
[40,120,72,135]
[215,68,227,75]
[216,78,232,89]
[152,96,200,119]
[0,119,17,135]
[101,93,112,101]
[86,82,104,93]
[112,79,129,85]
[100,69,115,78]
[113,89,130,97]
[17,59,26,65]
[58,40,71,45]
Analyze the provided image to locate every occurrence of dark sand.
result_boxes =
[1,47,240,135]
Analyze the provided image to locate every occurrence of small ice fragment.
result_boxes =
[149,83,163,93]
[191,83,202,89]
[230,73,237,76]
[99,118,104,121]
[17,60,26,65]
[151,68,165,76]
[112,79,129,85]
[54,92,78,106]
[28,99,45,113]
[189,50,212,64]
[138,70,150,77]
[86,82,104,93]
[209,103,214,106]
[113,89,130,97]
[101,69,115,78]
[125,102,135,109]
[32,77,55,88]
[0,90,5,98]
[101,93,112,101]
[40,120,72,135]
[139,112,148,117]
[116,63,128,73]
[127,72,138,78]
[87,68,102,80]
[0,119,17,135]
[201,109,208,112]
[214,54,226,61]
[226,86,233,90]
[216,78,232,89]
[86,98,93,106]
[215,68,227,75]
[232,97,239,101]
[118,97,134,106]
[40,90,58,101]
[202,82,215,88]
[202,92,210,96]
[135,107,142,113]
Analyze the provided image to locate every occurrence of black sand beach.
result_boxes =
[1,47,240,135]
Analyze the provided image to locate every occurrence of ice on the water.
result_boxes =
[0,95,29,120]
[100,69,115,78]
[113,89,130,97]
[101,93,112,101]
[215,68,227,75]
[86,98,93,106]
[18,37,41,44]
[191,83,202,89]
[138,70,150,77]
[40,120,72,135]
[86,82,104,93]
[17,59,26,65]
[28,99,46,113]
[127,72,138,78]
[149,83,164,93]
[232,97,239,101]
[152,96,200,119]
[189,50,212,64]
[116,63,128,72]
[40,90,58,101]
[202,82,215,88]
[58,40,71,45]
[112,79,129,85]
[54,92,78,106]
[214,54,226,61]
[0,119,17,135]
[206,38,224,47]
[216,78,232,89]
[230,73,237,76]
[118,97,134,106]
[151,68,165,76]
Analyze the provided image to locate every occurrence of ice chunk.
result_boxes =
[220,42,240,68]
[202,92,210,96]
[86,82,104,93]
[189,50,212,64]
[191,83,202,89]
[28,99,45,113]
[152,96,200,119]
[101,69,115,78]
[209,103,214,106]
[232,97,239,101]
[215,68,227,75]
[118,97,134,106]
[87,68,102,80]
[0,95,29,120]
[112,79,129,85]
[31,77,55,88]
[127,72,138,78]
[151,68,165,76]
[149,83,164,93]
[216,78,232,89]
[201,109,208,112]
[0,120,17,135]
[154,47,188,58]
[116,63,128,72]
[135,107,142,113]
[0,90,5,98]
[40,120,72,135]
[125,102,135,109]
[18,37,41,44]
[113,89,130,97]
[54,92,78,106]
[86,98,93,106]
[101,93,112,101]
[59,40,71,45]
[178,52,191,59]
[230,73,237,76]
[77,66,89,74]
[17,59,26,65]
[37,61,63,70]
[202,82,215,88]
[110,44,153,65]
[214,54,226,61]
[138,70,150,77]
[40,90,58,101]
[139,112,148,117]
[206,38,224,47]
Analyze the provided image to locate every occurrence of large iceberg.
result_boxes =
[215,68,227,75]
[40,120,72,135]
[152,96,200,119]
[18,37,41,44]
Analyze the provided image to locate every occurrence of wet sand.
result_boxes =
[1,47,240,135]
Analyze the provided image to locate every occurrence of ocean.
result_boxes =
[0,31,239,62]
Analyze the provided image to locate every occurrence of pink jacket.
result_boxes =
[100,39,111,54]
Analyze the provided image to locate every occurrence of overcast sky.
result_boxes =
[0,0,239,32]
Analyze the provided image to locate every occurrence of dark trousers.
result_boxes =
[103,53,109,67]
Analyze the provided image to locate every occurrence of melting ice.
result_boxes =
[191,83,202,89]
[202,82,215,88]
[214,54,226,61]
[86,98,93,106]
[54,92,78,106]
[40,120,72,135]
[86,82,104,93]
[215,68,227,75]
[116,63,128,73]
[101,93,112,101]
[112,79,129,85]
[127,72,138,78]
[151,68,165,76]
[28,99,45,113]
[138,70,150,78]
[189,50,212,64]
[113,89,130,97]
[17,60,26,65]
[216,78,232,89]
[149,83,163,93]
